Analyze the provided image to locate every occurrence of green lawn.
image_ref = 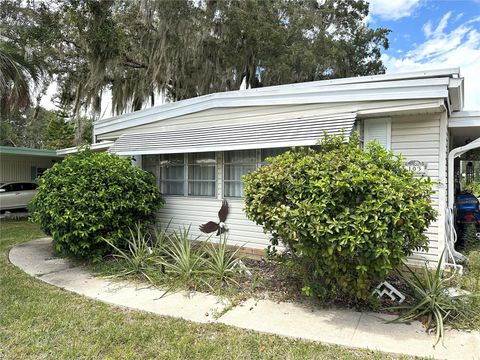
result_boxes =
[0,220,414,359]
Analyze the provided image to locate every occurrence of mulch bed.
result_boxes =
[233,258,412,312]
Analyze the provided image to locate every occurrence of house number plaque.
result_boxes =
[405,160,427,175]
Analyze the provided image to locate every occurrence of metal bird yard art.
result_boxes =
[199,200,229,236]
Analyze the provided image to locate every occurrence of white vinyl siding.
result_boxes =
[0,155,59,183]
[363,118,391,150]
[390,115,443,265]
[156,197,270,249]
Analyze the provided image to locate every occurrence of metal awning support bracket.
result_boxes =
[446,137,480,266]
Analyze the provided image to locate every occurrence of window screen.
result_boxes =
[224,150,257,197]
[188,152,216,197]
[160,154,185,195]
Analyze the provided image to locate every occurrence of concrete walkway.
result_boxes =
[9,238,480,360]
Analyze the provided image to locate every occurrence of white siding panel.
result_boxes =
[156,197,270,250]
[391,126,440,137]
[0,155,59,182]
[390,115,442,265]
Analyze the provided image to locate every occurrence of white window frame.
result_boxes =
[187,152,217,197]
[223,149,260,198]
[142,153,217,197]
[222,148,289,198]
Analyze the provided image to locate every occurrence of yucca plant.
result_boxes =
[158,226,205,287]
[202,233,245,291]
[388,255,477,346]
[151,219,172,252]
[103,223,156,283]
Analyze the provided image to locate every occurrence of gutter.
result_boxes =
[56,141,114,156]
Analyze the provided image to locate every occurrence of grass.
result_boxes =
[0,220,416,359]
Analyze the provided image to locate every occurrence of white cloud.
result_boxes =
[383,13,480,109]
[435,11,451,34]
[422,21,432,37]
[368,0,422,21]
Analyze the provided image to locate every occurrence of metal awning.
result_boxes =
[109,113,357,155]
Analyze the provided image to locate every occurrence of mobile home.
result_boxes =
[62,68,480,267]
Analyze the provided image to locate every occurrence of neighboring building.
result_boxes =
[0,146,63,183]
[61,68,480,268]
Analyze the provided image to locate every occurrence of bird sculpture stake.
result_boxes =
[199,200,229,236]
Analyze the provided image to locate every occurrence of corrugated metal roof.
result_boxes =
[0,146,63,158]
[109,113,356,155]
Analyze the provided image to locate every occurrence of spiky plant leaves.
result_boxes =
[0,41,44,116]
[387,254,478,346]
[202,233,246,292]
[103,222,157,284]
[156,226,206,288]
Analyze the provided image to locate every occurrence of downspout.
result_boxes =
[446,138,480,265]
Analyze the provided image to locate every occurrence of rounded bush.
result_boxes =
[243,133,436,299]
[30,150,164,261]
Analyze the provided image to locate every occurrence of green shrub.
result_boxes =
[29,150,164,261]
[462,222,478,251]
[243,133,437,299]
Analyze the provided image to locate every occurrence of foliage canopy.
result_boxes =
[1,0,390,116]
[243,134,437,299]
[29,150,164,261]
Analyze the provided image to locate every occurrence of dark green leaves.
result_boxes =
[243,133,436,300]
[29,150,164,260]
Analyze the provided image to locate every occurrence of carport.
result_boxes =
[447,112,480,268]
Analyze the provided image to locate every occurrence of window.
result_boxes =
[188,152,216,197]
[160,154,185,196]
[36,168,47,178]
[142,153,216,197]
[142,155,157,175]
[22,183,38,190]
[2,183,22,192]
[363,118,391,150]
[224,150,257,197]
[224,148,289,197]
[261,147,289,164]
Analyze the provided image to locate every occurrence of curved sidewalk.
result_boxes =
[9,238,480,360]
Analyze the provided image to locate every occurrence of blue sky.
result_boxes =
[367,0,480,109]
